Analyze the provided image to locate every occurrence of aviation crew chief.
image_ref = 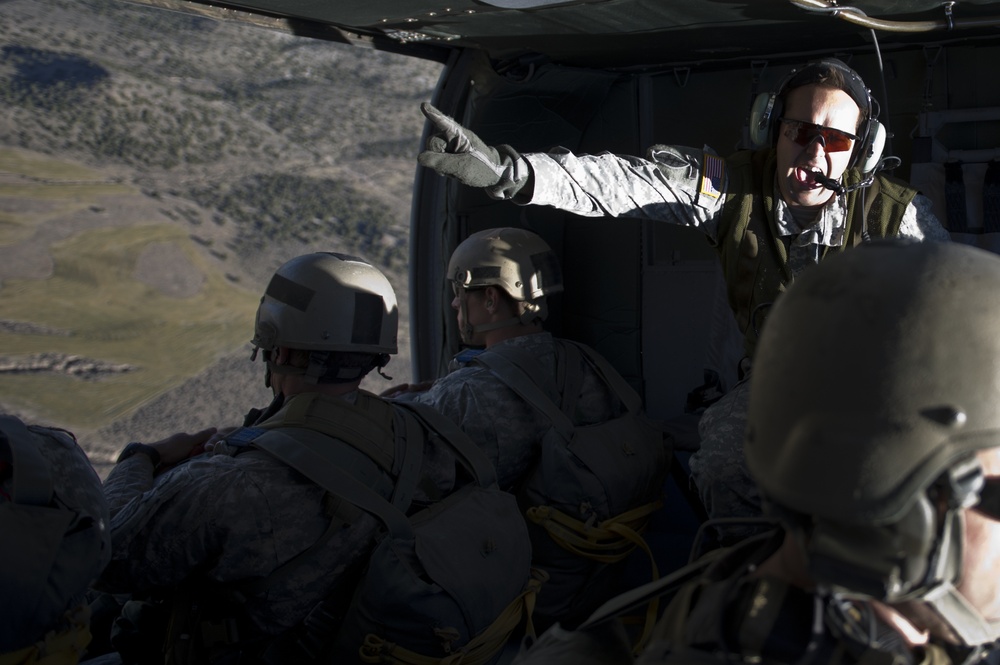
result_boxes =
[92,253,460,662]
[416,57,949,543]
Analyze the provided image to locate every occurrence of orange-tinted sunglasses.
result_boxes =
[974,475,1000,521]
[779,118,859,153]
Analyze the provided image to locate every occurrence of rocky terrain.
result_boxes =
[0,0,443,475]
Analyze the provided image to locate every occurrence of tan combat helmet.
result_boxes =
[745,240,1000,646]
[252,252,398,383]
[448,227,563,338]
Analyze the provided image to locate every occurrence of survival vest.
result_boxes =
[717,149,915,358]
[155,392,541,665]
[473,339,670,642]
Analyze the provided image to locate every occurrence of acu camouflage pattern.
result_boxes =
[412,332,616,491]
[525,142,947,538]
[525,144,946,249]
[98,390,459,636]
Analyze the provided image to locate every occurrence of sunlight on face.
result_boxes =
[958,447,1000,623]
[775,84,862,210]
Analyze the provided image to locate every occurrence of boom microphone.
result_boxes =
[813,172,846,195]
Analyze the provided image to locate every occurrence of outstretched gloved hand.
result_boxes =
[418,102,531,200]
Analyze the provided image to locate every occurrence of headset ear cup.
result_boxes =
[858,119,886,174]
[748,92,776,149]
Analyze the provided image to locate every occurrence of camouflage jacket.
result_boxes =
[522,144,948,260]
[411,332,617,490]
[98,390,457,635]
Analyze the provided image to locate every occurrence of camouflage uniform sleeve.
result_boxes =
[521,145,725,237]
[413,368,543,490]
[96,456,275,593]
[899,193,951,242]
[687,379,771,544]
[102,454,161,517]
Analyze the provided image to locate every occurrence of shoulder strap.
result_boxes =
[0,414,53,506]
[485,342,563,403]
[271,392,398,474]
[578,532,778,633]
[560,340,643,414]
[557,339,584,419]
[392,401,499,488]
[250,428,414,543]
[474,349,576,440]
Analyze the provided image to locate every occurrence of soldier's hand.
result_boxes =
[380,381,435,398]
[150,428,218,467]
[417,102,531,199]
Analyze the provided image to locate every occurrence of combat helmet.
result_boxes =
[252,252,397,384]
[448,227,563,338]
[745,239,1000,646]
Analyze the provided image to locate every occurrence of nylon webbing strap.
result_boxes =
[565,341,643,414]
[394,401,498,488]
[257,426,399,507]
[271,392,397,473]
[358,569,545,665]
[557,340,584,419]
[0,415,53,506]
[0,604,92,665]
[251,429,412,541]
[473,351,575,440]
[389,407,424,510]
[486,343,562,404]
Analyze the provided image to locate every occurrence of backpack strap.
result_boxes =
[251,428,415,543]
[393,401,499,489]
[562,340,643,415]
[578,531,779,632]
[0,414,53,506]
[484,343,564,405]
[274,392,398,474]
[556,340,584,419]
[473,350,575,441]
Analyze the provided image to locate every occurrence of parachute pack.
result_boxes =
[473,339,670,636]
[150,394,540,665]
[0,414,109,664]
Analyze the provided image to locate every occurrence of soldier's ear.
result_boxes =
[483,286,502,312]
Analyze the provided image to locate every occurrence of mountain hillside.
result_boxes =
[0,0,443,475]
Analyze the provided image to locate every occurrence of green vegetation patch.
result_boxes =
[0,146,131,244]
[0,223,260,430]
[0,146,105,180]
[189,173,407,268]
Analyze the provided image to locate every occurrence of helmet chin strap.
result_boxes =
[922,583,1000,647]
[466,301,542,337]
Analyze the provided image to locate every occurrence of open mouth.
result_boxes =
[795,167,825,189]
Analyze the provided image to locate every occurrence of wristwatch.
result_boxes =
[116,442,161,468]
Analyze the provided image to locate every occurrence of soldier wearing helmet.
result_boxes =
[446,226,563,345]
[632,240,1000,665]
[92,253,462,662]
[417,58,951,541]
[393,227,615,488]
[510,240,1000,665]
[388,228,666,628]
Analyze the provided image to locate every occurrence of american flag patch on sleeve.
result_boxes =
[700,153,725,199]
